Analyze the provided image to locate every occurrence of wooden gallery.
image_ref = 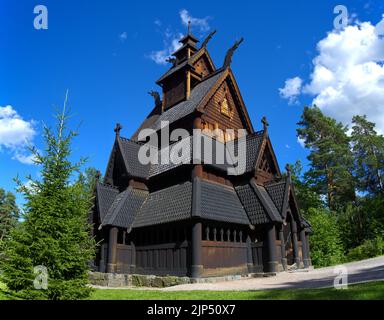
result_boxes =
[91,28,312,278]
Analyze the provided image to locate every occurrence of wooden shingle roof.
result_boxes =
[95,182,119,222]
[193,178,250,225]
[235,179,283,225]
[131,70,225,140]
[133,181,193,228]
[101,187,148,229]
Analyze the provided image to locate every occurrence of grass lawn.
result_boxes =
[90,281,384,300]
[1,281,383,300]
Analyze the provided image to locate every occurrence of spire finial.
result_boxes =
[261,116,269,131]
[188,20,191,34]
[114,123,122,137]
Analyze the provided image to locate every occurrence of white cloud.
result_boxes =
[0,105,37,164]
[179,9,210,33]
[297,137,305,148]
[149,31,183,65]
[13,153,37,165]
[279,77,303,105]
[119,32,127,42]
[148,9,211,65]
[281,16,384,133]
[149,49,169,65]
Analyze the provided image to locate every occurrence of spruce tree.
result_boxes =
[0,93,96,300]
[297,106,355,211]
[0,188,19,243]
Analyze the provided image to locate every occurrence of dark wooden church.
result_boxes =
[92,28,312,278]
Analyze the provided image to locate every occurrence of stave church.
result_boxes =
[91,26,312,278]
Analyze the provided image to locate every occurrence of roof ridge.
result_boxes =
[252,130,264,136]
[250,180,282,223]
[199,178,235,191]
[119,136,144,146]
[199,67,225,82]
[97,181,120,191]
[104,187,132,226]
[265,177,287,186]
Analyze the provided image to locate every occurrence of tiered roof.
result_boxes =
[95,174,308,230]
[94,28,311,233]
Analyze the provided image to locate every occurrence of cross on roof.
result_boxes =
[114,123,122,136]
[261,116,269,130]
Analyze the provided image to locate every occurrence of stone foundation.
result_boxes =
[89,272,276,288]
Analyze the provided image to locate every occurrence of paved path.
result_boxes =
[163,256,384,291]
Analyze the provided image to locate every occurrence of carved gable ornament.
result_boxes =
[219,86,233,118]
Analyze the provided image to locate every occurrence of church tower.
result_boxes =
[92,26,312,278]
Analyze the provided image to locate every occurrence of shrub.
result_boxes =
[307,208,345,267]
[347,237,384,262]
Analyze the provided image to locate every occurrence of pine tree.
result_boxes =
[297,106,355,211]
[0,188,19,243]
[0,93,96,300]
[350,115,384,195]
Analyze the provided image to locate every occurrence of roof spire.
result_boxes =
[188,20,191,35]
[261,116,269,132]
[285,164,291,176]
[285,164,292,182]
[114,123,122,137]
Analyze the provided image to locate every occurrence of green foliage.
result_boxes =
[77,167,101,199]
[306,208,344,267]
[3,280,384,300]
[351,115,384,195]
[337,203,366,250]
[286,160,324,214]
[0,188,19,242]
[346,237,384,262]
[295,107,384,266]
[297,106,355,210]
[361,195,384,239]
[89,281,384,300]
[0,93,96,300]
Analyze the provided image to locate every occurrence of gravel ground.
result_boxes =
[162,256,384,291]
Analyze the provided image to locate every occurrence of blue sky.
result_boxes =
[1,0,384,204]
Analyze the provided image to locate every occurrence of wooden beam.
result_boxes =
[107,227,118,273]
[191,221,203,277]
[266,224,278,273]
[186,70,191,99]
